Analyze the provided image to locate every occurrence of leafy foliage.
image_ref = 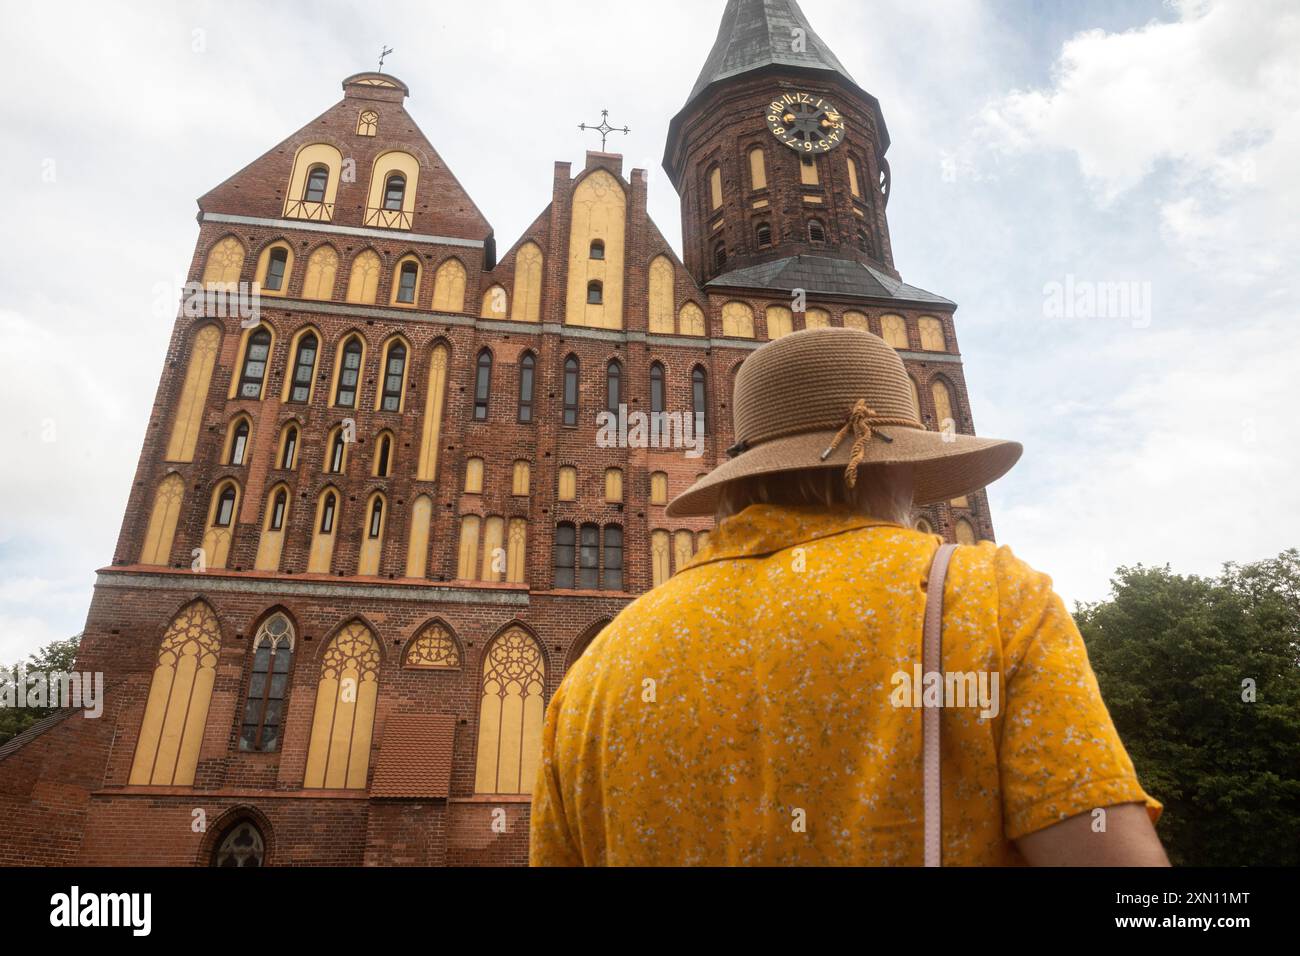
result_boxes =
[1076,551,1300,866]
[0,635,83,746]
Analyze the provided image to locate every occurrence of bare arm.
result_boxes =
[1015,802,1170,867]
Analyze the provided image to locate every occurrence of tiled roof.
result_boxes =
[370,712,457,799]
[707,255,956,306]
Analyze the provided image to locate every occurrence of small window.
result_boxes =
[320,493,337,534]
[590,239,605,260]
[280,426,298,470]
[229,420,250,466]
[587,281,603,305]
[381,343,406,411]
[606,360,623,415]
[563,356,579,427]
[376,434,392,477]
[756,222,772,249]
[269,489,287,532]
[713,243,727,271]
[518,352,535,423]
[383,173,406,211]
[650,362,665,416]
[603,526,623,591]
[474,350,492,421]
[238,614,293,754]
[554,524,576,589]
[395,262,418,305]
[578,524,600,589]
[328,431,346,474]
[857,230,871,253]
[692,367,708,435]
[213,820,266,867]
[356,110,378,137]
[368,498,384,539]
[214,486,237,528]
[289,333,318,404]
[265,248,288,292]
[304,165,329,203]
[335,338,363,408]
[238,329,272,400]
[809,221,826,244]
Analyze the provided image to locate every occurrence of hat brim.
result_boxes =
[666,426,1023,519]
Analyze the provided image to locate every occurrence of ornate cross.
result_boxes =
[378,46,394,72]
[578,110,631,152]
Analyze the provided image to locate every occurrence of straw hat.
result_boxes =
[666,326,1023,518]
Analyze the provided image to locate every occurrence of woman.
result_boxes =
[531,327,1166,866]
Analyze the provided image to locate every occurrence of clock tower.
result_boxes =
[664,0,898,286]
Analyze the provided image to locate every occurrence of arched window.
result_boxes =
[417,343,450,481]
[563,356,579,426]
[166,324,221,463]
[708,165,723,210]
[650,472,669,506]
[767,305,794,340]
[320,492,337,534]
[554,523,576,588]
[213,820,266,867]
[749,146,768,191]
[480,516,505,583]
[202,236,245,288]
[129,601,222,786]
[587,280,603,305]
[304,165,329,203]
[474,627,545,794]
[674,531,695,574]
[406,495,433,579]
[464,457,485,494]
[809,220,826,244]
[307,490,338,574]
[264,248,289,292]
[518,352,535,423]
[756,222,773,249]
[405,622,461,669]
[228,419,250,466]
[394,260,419,305]
[955,518,978,546]
[606,359,623,415]
[932,379,957,433]
[916,518,934,535]
[356,109,378,137]
[880,314,909,350]
[805,307,831,329]
[359,495,386,575]
[303,622,380,790]
[238,328,272,400]
[651,530,671,587]
[383,173,406,211]
[590,239,605,260]
[140,473,184,566]
[268,487,288,532]
[557,466,577,502]
[512,460,531,496]
[579,523,600,589]
[374,433,393,477]
[605,468,623,503]
[327,429,347,474]
[213,484,237,528]
[474,349,492,421]
[239,613,294,752]
[650,362,665,415]
[722,301,755,338]
[713,243,727,271]
[288,332,318,404]
[919,316,947,351]
[279,424,298,470]
[334,337,363,408]
[679,302,707,337]
[346,250,381,304]
[507,519,527,585]
[603,526,623,591]
[380,341,407,411]
[692,367,708,434]
[847,156,862,198]
[456,515,481,580]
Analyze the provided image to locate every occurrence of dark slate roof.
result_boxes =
[707,255,956,306]
[687,0,857,106]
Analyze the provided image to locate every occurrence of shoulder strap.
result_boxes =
[923,543,958,868]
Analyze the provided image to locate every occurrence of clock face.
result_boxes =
[766,92,847,154]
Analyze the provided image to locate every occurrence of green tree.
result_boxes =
[0,634,83,746]
[1076,551,1300,866]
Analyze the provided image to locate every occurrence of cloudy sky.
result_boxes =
[0,0,1295,661]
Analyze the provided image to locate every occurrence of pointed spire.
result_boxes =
[684,0,857,108]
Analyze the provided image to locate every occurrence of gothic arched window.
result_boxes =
[474,349,492,421]
[212,820,265,868]
[473,627,546,794]
[518,351,535,423]
[238,328,272,400]
[383,173,406,211]
[264,248,289,292]
[303,621,381,790]
[395,261,418,305]
[606,359,623,415]
[239,613,294,752]
[650,362,665,415]
[692,366,708,434]
[228,419,250,466]
[334,337,364,408]
[288,332,318,404]
[562,356,579,426]
[304,165,329,203]
[380,341,407,411]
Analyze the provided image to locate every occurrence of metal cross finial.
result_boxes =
[378,46,394,73]
[578,110,631,152]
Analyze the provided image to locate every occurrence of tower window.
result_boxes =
[809,220,826,244]
[554,523,576,589]
[563,356,579,426]
[579,524,600,589]
[289,332,318,404]
[238,329,272,400]
[474,349,493,421]
[265,248,288,292]
[518,352,535,423]
[606,359,623,415]
[587,281,603,305]
[280,426,298,470]
[590,240,605,260]
[214,486,237,528]
[335,338,363,408]
[368,498,384,539]
[713,243,727,271]
[395,262,418,304]
[383,173,406,211]
[381,343,406,411]
[755,222,772,249]
[692,366,708,435]
[857,230,872,254]
[320,492,337,534]
[304,165,329,203]
[270,489,287,531]
[229,420,250,466]
[328,431,346,474]
[650,362,665,415]
[603,526,624,591]
[376,434,392,477]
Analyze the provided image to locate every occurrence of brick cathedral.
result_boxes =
[0,0,995,866]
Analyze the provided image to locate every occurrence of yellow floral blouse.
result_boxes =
[531,504,1161,866]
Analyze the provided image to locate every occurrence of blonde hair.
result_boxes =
[715,464,916,525]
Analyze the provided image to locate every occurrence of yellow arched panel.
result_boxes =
[679,302,706,337]
[129,601,221,786]
[506,519,527,585]
[919,316,947,351]
[303,622,381,789]
[302,246,339,301]
[749,147,767,191]
[511,242,543,324]
[481,284,508,319]
[880,314,909,349]
[650,472,668,506]
[416,344,450,480]
[955,519,977,546]
[709,166,723,210]
[358,493,386,576]
[843,310,869,331]
[307,491,338,574]
[284,143,343,222]
[481,516,505,583]
[800,156,820,186]
[364,150,420,230]
[557,466,577,502]
[432,259,467,313]
[932,380,956,430]
[405,495,433,579]
[512,460,531,497]
[674,531,695,574]
[165,325,221,463]
[605,468,624,503]
[201,236,245,288]
[767,306,793,340]
[909,377,922,421]
[805,308,830,329]
[566,169,626,329]
[139,474,185,567]
[651,530,671,587]
[474,627,545,793]
[254,485,291,573]
[648,256,675,334]
[345,250,381,305]
[722,301,755,338]
[847,156,862,198]
[464,457,485,494]
[200,482,240,570]
[456,515,481,581]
